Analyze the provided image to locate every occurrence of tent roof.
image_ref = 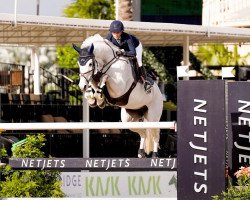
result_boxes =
[1,13,250,47]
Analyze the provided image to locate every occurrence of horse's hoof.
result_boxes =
[89,99,97,108]
[138,149,146,158]
[98,105,105,109]
[98,102,106,109]
[89,103,97,108]
[152,152,158,158]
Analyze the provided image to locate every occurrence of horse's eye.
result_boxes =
[80,59,84,62]
[79,58,85,65]
[89,63,93,67]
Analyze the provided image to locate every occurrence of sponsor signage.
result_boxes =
[61,171,177,198]
[228,82,250,178]
[177,80,226,200]
[8,158,177,171]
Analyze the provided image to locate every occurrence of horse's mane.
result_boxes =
[103,39,120,51]
[81,34,104,48]
[81,34,119,51]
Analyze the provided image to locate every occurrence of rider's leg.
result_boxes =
[136,42,153,93]
[136,42,143,67]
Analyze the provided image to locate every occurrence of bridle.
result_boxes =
[79,41,122,83]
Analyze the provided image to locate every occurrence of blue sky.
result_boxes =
[0,0,73,16]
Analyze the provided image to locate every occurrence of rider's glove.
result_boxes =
[116,49,124,56]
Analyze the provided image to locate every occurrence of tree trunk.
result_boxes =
[117,0,133,21]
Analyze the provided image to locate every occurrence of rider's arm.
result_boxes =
[123,36,136,57]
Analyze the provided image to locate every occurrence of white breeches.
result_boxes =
[136,42,143,67]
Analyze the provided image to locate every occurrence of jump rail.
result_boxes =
[2,157,177,171]
[0,121,176,131]
[0,121,177,170]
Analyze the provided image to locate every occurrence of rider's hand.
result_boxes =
[116,49,124,56]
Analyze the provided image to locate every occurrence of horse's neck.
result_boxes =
[94,41,134,98]
[106,59,134,98]
[94,41,114,63]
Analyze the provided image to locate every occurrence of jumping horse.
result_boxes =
[73,34,163,158]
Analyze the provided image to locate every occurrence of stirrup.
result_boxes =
[144,81,152,93]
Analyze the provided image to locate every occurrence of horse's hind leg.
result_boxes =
[120,108,146,158]
[137,131,146,158]
[144,92,163,158]
[151,128,160,158]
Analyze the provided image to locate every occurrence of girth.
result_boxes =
[103,81,137,106]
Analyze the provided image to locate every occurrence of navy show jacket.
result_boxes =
[106,32,140,57]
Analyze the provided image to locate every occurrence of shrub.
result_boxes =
[213,166,250,200]
[0,134,65,197]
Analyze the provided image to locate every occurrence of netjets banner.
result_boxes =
[177,80,226,200]
[228,82,250,178]
[7,157,177,171]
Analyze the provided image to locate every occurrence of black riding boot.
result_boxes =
[139,66,153,93]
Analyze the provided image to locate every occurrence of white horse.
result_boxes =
[73,34,163,158]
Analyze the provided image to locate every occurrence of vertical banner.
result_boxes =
[228,82,250,180]
[177,80,226,200]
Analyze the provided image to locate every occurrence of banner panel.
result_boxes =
[61,171,177,198]
[228,82,250,181]
[177,80,226,200]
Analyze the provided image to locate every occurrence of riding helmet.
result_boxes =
[109,20,124,32]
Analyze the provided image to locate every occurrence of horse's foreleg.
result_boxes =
[99,74,108,88]
[94,88,106,109]
[84,86,96,107]
[91,75,108,109]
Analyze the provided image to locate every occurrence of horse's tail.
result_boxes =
[144,130,154,155]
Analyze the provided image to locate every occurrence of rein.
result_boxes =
[91,40,122,82]
[97,40,138,106]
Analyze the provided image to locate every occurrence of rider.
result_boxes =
[106,20,153,93]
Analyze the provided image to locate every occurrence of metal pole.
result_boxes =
[82,32,90,159]
[13,0,17,26]
[31,46,41,95]
[82,99,89,158]
[36,0,40,16]
[183,36,190,80]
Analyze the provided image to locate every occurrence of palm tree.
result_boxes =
[194,44,250,66]
[117,0,133,20]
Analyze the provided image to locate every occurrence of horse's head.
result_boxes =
[73,43,96,92]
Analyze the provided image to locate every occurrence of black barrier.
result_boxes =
[3,158,177,171]
[177,80,226,200]
[228,82,250,182]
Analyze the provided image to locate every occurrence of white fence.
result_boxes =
[0,121,176,131]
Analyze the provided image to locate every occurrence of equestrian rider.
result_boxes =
[106,20,153,93]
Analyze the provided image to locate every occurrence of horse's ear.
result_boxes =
[72,43,81,54]
[88,44,94,54]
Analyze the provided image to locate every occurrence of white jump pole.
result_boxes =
[0,122,176,131]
